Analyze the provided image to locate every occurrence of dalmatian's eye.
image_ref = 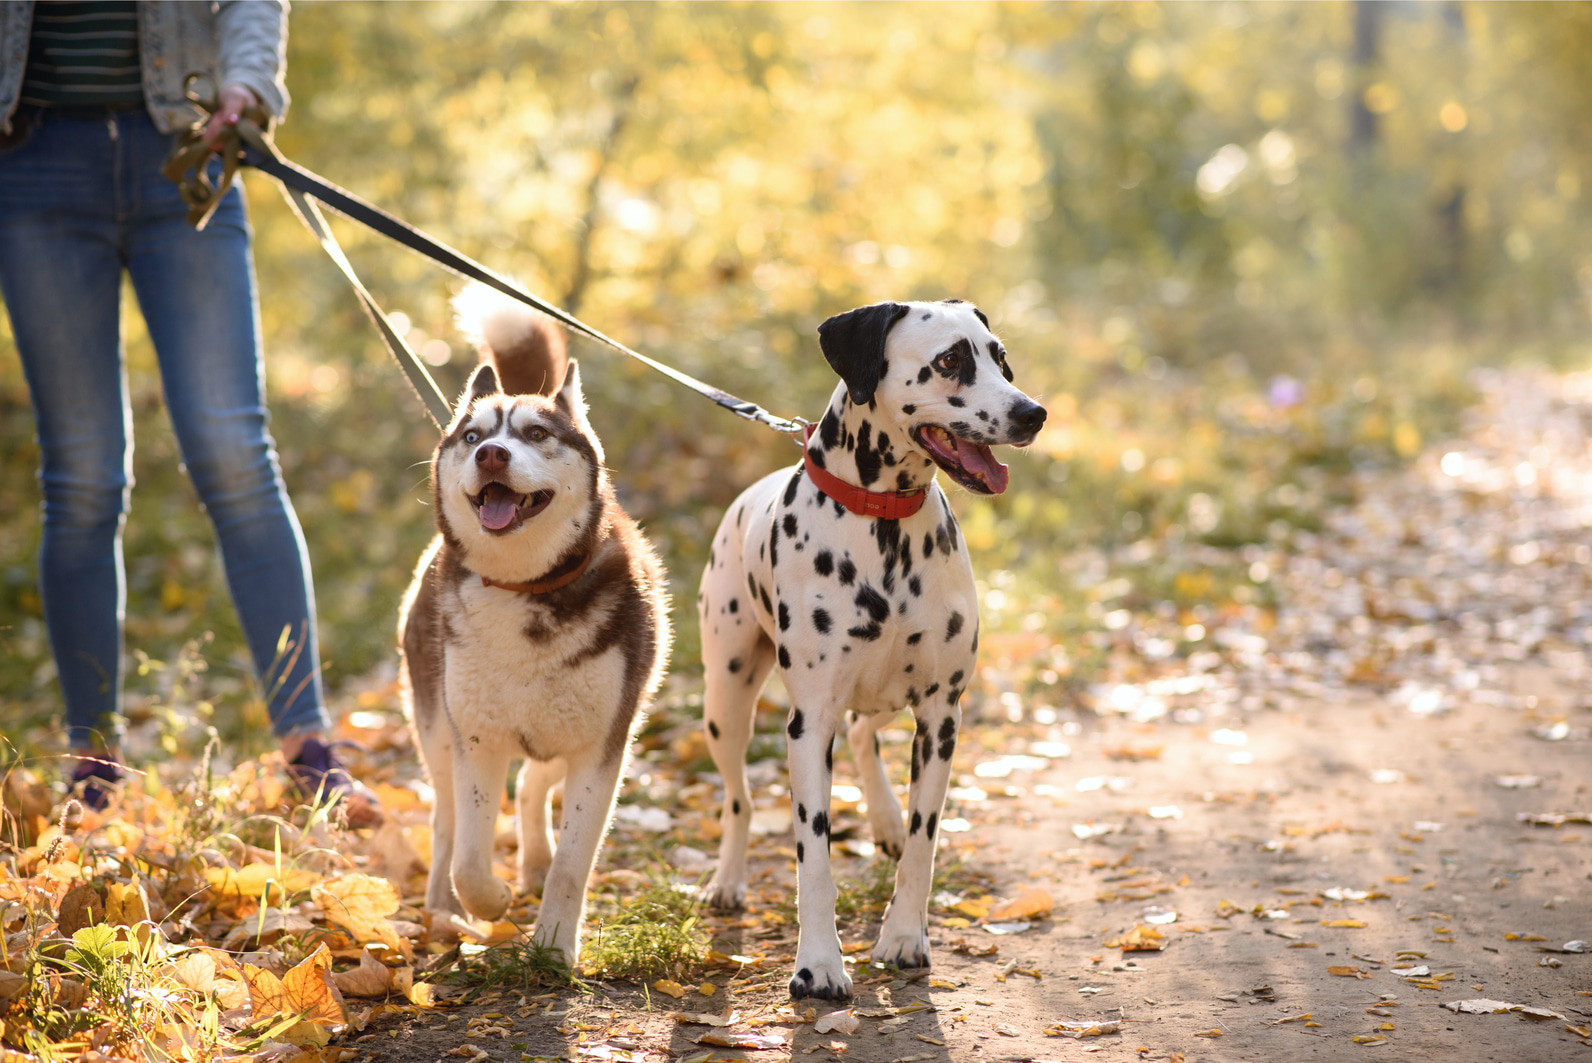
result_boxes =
[933,349,961,373]
[463,429,481,444]
[527,426,549,442]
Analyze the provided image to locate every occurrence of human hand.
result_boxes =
[202,82,261,147]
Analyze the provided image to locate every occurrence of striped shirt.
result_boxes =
[21,1,144,108]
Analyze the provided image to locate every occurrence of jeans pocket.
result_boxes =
[0,113,37,159]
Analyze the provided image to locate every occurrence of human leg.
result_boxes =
[0,112,133,761]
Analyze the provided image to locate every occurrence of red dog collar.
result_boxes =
[802,425,927,520]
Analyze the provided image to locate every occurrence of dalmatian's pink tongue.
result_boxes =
[956,437,1010,494]
[477,483,521,530]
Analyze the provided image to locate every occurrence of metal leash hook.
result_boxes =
[160,73,276,230]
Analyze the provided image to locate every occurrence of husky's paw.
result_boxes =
[700,876,746,910]
[455,873,514,922]
[872,918,931,970]
[788,959,852,1001]
[519,857,551,898]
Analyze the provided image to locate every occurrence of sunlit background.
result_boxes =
[3,1,1590,750]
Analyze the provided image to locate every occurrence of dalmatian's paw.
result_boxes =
[871,921,931,970]
[700,875,746,911]
[788,959,852,1000]
[869,810,907,861]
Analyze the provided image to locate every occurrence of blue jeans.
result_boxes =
[0,107,330,748]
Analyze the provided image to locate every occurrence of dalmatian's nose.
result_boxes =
[1009,399,1047,436]
[475,443,511,473]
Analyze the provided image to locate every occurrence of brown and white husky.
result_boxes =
[399,293,670,967]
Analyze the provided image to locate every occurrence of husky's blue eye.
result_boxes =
[464,430,481,444]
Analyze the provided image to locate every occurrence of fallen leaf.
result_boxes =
[1352,1034,1389,1045]
[1323,920,1368,929]
[671,1010,740,1027]
[333,949,396,998]
[986,886,1053,922]
[652,979,689,1000]
[1329,966,1374,980]
[814,1010,859,1035]
[694,1030,787,1049]
[1194,1029,1223,1037]
[312,874,403,953]
[1103,924,1166,952]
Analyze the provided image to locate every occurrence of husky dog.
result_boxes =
[400,296,670,967]
[698,300,1046,999]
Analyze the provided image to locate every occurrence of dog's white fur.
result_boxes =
[401,302,668,967]
[698,300,1046,999]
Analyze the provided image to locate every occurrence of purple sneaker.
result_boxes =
[285,737,385,829]
[71,755,124,812]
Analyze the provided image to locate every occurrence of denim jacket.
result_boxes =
[0,0,289,134]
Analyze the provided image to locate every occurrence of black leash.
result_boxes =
[163,78,807,437]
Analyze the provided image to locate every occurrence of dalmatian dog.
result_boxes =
[697,300,1047,999]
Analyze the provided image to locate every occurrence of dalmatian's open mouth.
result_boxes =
[470,481,555,533]
[913,425,1010,495]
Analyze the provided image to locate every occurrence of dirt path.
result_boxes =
[356,370,1592,1063]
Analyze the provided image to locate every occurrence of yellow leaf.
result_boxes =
[953,896,995,919]
[1328,966,1374,980]
[1103,924,1166,951]
[247,944,348,1031]
[941,916,972,929]
[207,863,322,908]
[1353,1034,1389,1045]
[1194,1029,1223,1037]
[105,880,152,926]
[698,982,717,997]
[1323,919,1368,928]
[1379,1022,1395,1031]
[652,980,689,1000]
[987,887,1054,922]
[312,873,403,953]
[334,949,396,998]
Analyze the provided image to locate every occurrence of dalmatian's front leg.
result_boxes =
[873,700,961,969]
[786,705,851,1000]
[846,709,906,860]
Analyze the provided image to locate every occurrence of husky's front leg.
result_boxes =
[785,705,851,1000]
[873,701,961,969]
[448,735,515,920]
[532,751,625,968]
[516,757,564,895]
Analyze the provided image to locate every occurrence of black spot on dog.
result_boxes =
[798,803,807,823]
[909,576,922,597]
[728,657,743,674]
[812,811,829,838]
[708,720,721,739]
[896,471,913,491]
[926,812,938,839]
[838,558,856,585]
[820,407,841,448]
[812,608,832,634]
[855,585,889,623]
[797,841,805,862]
[938,716,957,760]
[906,686,920,707]
[778,644,791,669]
[783,471,801,507]
[782,513,799,538]
[732,798,741,815]
[948,395,965,408]
[854,419,882,485]
[922,533,935,560]
[798,967,813,983]
[924,682,940,698]
[759,584,772,613]
[769,524,779,567]
[847,623,882,641]
[907,631,923,645]
[935,526,951,556]
[748,573,757,596]
[910,810,922,834]
[825,742,833,774]
[917,366,932,384]
[904,662,914,673]
[949,669,964,686]
[921,311,932,320]
[814,549,834,577]
[902,403,916,414]
[946,611,964,641]
[788,709,805,740]
[778,602,791,631]
[728,597,739,614]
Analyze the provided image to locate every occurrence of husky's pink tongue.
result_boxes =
[477,483,520,530]
[957,438,1010,493]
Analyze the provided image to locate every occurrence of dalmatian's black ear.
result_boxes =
[818,302,912,405]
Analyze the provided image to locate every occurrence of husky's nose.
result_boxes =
[1009,399,1047,436]
[475,443,510,473]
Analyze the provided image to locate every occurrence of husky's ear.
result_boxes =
[553,360,603,462]
[817,301,911,405]
[463,361,500,408]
